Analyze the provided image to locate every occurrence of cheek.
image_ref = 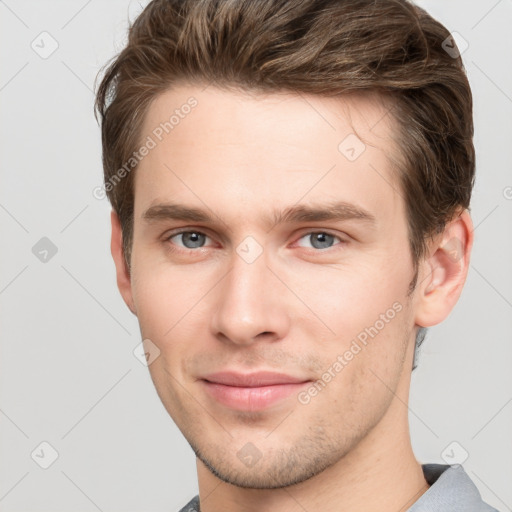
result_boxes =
[303,304,412,430]
[282,256,409,339]
[286,262,412,394]
[130,258,222,373]
[130,263,196,341]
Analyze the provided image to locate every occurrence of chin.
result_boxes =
[191,436,345,489]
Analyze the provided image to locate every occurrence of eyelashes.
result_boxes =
[295,232,343,250]
[165,229,346,252]
[168,231,210,249]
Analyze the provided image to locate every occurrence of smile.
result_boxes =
[200,371,311,412]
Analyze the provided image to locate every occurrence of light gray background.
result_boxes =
[0,1,511,510]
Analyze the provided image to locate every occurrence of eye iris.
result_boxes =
[178,233,336,249]
[310,232,334,249]
[182,232,205,248]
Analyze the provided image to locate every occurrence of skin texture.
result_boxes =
[110,84,473,511]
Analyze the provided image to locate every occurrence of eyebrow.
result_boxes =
[142,200,376,227]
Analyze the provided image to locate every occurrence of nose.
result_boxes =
[210,249,291,346]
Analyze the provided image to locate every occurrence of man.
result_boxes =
[95,0,498,510]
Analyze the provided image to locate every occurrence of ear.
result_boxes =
[110,210,137,315]
[414,209,473,327]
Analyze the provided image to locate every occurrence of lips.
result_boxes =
[200,371,311,411]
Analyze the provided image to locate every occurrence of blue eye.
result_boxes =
[166,230,343,252]
[170,231,209,249]
[297,232,341,250]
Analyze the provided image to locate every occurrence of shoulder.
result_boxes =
[178,495,200,512]
[408,464,500,511]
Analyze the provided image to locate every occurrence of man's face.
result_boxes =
[125,85,418,487]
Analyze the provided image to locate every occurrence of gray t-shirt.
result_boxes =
[178,464,499,511]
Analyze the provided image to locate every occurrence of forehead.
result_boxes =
[140,84,397,152]
[134,84,403,223]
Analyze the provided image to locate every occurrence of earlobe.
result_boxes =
[110,210,137,315]
[414,210,473,328]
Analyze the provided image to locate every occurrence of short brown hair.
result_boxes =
[95,0,474,277]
